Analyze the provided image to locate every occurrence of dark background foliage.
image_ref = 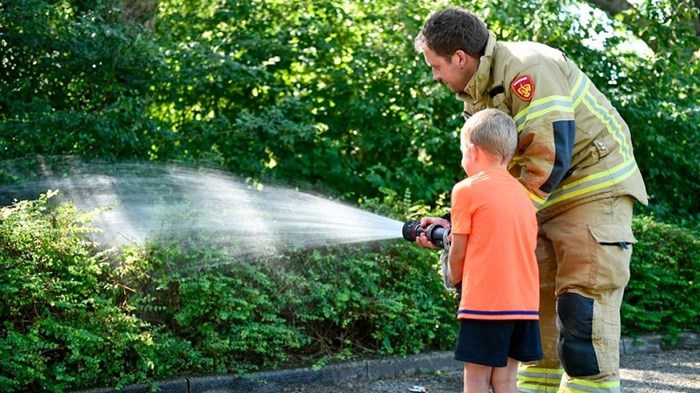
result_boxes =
[3,0,697,215]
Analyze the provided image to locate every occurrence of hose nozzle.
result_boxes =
[402,220,450,249]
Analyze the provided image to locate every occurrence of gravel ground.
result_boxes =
[286,348,700,393]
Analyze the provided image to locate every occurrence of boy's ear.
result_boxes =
[468,143,480,159]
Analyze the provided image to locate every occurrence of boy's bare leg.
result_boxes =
[463,358,518,393]
[490,358,518,393]
[465,362,494,393]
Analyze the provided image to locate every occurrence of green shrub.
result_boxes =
[623,215,700,344]
[0,192,164,392]
[276,243,456,360]
[120,237,311,375]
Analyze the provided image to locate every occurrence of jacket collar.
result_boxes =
[456,32,497,104]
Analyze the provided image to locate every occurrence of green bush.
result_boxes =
[118,238,311,375]
[0,192,165,392]
[623,215,700,344]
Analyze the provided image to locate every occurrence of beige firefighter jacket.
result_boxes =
[457,33,648,222]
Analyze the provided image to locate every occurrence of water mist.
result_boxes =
[0,160,405,259]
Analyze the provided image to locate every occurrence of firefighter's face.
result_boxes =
[422,47,475,94]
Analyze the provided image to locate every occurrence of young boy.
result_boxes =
[448,108,542,393]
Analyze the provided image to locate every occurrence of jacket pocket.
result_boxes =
[587,223,637,290]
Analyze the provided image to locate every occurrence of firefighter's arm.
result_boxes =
[513,120,574,209]
[508,70,576,209]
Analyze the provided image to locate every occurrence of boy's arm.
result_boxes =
[448,233,468,288]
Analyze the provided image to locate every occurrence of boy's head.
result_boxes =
[460,108,517,175]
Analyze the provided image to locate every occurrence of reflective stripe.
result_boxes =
[517,383,560,393]
[514,95,574,132]
[581,88,632,162]
[528,190,545,209]
[570,72,587,107]
[517,366,563,393]
[541,159,637,209]
[542,73,639,209]
[514,72,586,132]
[517,366,622,393]
[561,377,621,393]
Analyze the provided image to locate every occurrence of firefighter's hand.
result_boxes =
[414,216,451,249]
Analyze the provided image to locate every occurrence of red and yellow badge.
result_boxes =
[511,75,535,101]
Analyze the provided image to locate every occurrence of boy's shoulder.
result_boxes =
[453,173,483,192]
[454,170,504,187]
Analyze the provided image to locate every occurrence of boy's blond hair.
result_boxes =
[460,108,518,164]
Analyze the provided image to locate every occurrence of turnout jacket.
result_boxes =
[458,34,648,221]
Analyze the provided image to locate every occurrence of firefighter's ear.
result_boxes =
[453,49,469,69]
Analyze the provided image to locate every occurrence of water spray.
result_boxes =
[0,159,406,262]
[1,157,458,285]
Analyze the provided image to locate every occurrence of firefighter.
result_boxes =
[413,7,648,393]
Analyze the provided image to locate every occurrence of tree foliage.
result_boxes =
[0,0,164,160]
[1,0,698,219]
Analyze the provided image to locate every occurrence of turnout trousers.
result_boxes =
[517,195,636,393]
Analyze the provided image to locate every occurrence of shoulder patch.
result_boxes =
[511,75,534,101]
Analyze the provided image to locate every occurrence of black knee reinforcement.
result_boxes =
[557,292,600,377]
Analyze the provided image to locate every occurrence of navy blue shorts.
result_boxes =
[454,319,543,367]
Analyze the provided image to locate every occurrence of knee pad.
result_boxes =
[557,292,600,377]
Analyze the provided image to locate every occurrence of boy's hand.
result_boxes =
[415,216,451,248]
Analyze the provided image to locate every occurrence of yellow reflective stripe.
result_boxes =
[514,95,574,132]
[541,73,638,208]
[528,190,546,209]
[581,91,633,162]
[570,71,587,108]
[561,377,621,393]
[511,70,638,210]
[514,71,586,131]
[517,365,565,377]
[517,366,563,392]
[517,382,560,393]
[541,160,637,209]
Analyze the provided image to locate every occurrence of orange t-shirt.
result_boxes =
[451,168,539,320]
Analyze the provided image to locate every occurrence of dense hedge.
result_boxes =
[0,192,455,392]
[1,193,699,392]
[622,216,700,344]
[0,192,165,392]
